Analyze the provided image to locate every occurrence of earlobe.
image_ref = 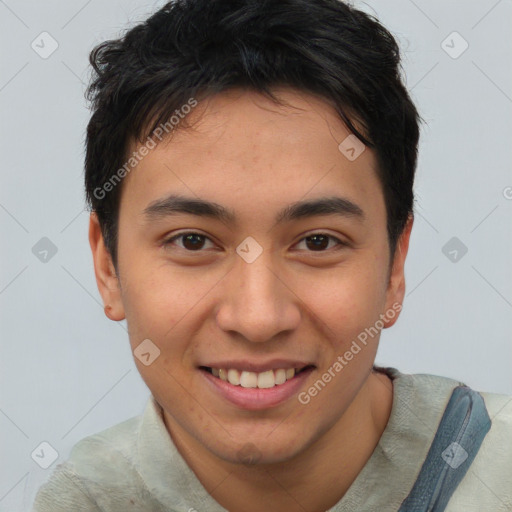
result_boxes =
[383,214,414,328]
[88,212,126,321]
[103,304,119,321]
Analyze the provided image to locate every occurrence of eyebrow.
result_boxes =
[143,194,365,228]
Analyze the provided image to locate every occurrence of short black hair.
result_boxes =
[85,0,420,271]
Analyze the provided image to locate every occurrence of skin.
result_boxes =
[90,87,413,511]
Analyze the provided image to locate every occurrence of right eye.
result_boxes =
[162,232,216,252]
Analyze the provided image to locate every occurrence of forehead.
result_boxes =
[119,88,384,224]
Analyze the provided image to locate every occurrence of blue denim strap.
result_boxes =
[398,385,492,512]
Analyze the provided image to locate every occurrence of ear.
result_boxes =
[88,212,125,321]
[382,214,413,328]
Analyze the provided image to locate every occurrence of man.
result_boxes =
[32,0,512,510]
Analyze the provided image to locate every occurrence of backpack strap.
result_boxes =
[399,385,492,512]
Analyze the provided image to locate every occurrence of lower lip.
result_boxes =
[200,367,315,411]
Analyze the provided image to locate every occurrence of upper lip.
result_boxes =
[199,359,315,373]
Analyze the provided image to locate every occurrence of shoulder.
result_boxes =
[65,412,142,480]
[390,368,512,459]
[380,367,512,510]
[449,388,512,510]
[382,366,510,423]
[378,365,468,415]
[32,398,168,511]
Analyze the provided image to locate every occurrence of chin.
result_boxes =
[203,427,313,467]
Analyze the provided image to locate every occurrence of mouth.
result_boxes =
[199,365,315,389]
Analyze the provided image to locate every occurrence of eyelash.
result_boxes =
[162,231,348,253]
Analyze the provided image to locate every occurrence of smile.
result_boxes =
[200,366,314,389]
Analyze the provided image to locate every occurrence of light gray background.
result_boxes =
[1,0,511,509]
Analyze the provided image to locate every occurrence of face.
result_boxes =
[90,87,411,465]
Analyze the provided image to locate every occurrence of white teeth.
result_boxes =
[227,369,240,386]
[210,367,300,388]
[274,369,286,385]
[257,370,275,388]
[240,371,258,388]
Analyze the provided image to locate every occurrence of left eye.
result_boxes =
[295,233,346,252]
[163,232,345,252]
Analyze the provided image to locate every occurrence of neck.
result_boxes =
[165,369,393,512]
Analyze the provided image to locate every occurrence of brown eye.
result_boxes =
[297,233,346,252]
[164,232,214,251]
[305,234,329,251]
[181,234,206,250]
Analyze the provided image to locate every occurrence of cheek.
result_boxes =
[295,262,387,345]
[119,256,216,352]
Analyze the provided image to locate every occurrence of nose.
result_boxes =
[215,249,301,343]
